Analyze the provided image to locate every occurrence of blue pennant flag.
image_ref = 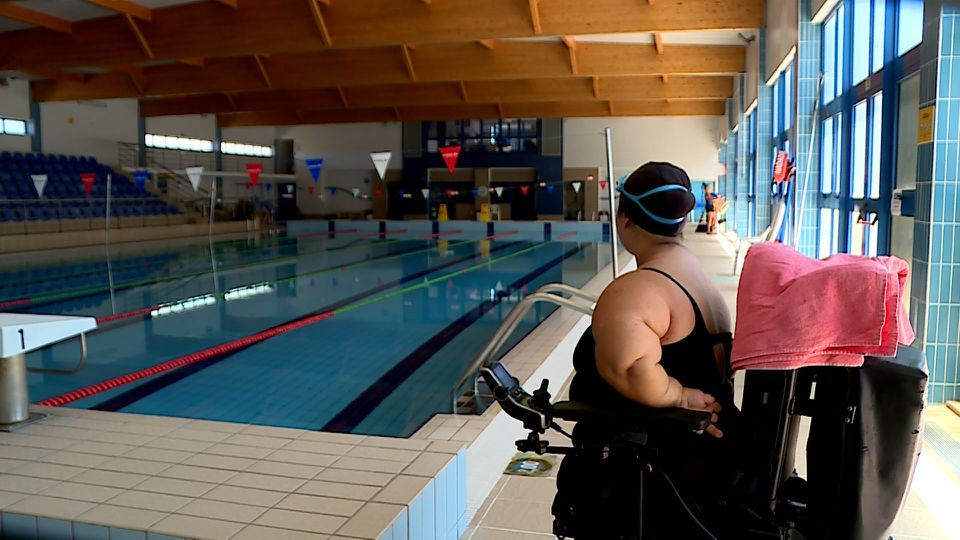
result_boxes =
[133,170,149,194]
[399,189,405,198]
[306,158,324,183]
[471,188,478,197]
[265,183,272,192]
[328,187,337,196]
[547,184,555,193]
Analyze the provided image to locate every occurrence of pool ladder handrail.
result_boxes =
[451,283,597,412]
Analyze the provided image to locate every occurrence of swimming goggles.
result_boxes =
[616,180,690,225]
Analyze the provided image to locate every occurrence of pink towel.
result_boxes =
[731,243,915,371]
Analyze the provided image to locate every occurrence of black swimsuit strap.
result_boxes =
[639,267,709,331]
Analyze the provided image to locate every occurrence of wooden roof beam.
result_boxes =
[401,44,417,80]
[124,13,154,59]
[84,0,152,21]
[653,32,664,54]
[215,0,238,6]
[562,36,578,75]
[477,40,496,50]
[180,58,206,68]
[592,76,600,99]
[0,4,72,34]
[253,55,272,87]
[337,85,349,106]
[32,43,745,101]
[224,93,238,110]
[309,0,333,46]
[528,0,542,34]
[459,81,469,102]
[23,69,87,84]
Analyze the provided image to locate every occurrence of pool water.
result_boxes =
[4,232,610,436]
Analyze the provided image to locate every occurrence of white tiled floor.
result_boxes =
[466,231,960,540]
[0,410,465,539]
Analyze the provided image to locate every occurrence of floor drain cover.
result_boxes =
[504,452,557,477]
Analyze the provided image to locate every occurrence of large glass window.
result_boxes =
[426,118,539,153]
[0,117,27,136]
[821,116,834,194]
[784,64,794,131]
[853,0,871,85]
[898,0,924,55]
[872,0,886,73]
[852,100,868,199]
[823,5,845,103]
[869,92,883,199]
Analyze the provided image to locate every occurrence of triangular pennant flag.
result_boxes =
[547,184,555,193]
[245,181,252,190]
[370,151,392,180]
[80,173,95,196]
[421,188,429,199]
[599,179,608,190]
[133,170,149,194]
[265,183,272,192]
[305,158,324,183]
[539,181,547,188]
[319,193,326,201]
[399,189,405,198]
[352,188,360,198]
[495,187,504,197]
[439,145,461,173]
[573,181,582,193]
[245,163,264,186]
[286,185,294,194]
[471,188,478,197]
[185,166,203,191]
[375,187,383,198]
[329,187,337,196]
[520,185,530,196]
[31,174,48,198]
[308,185,315,195]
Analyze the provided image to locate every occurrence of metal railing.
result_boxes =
[451,283,597,412]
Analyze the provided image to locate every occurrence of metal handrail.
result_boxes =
[451,283,596,410]
[28,333,88,375]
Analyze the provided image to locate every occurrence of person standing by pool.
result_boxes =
[704,183,719,235]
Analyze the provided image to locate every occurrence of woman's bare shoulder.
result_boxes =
[594,271,672,328]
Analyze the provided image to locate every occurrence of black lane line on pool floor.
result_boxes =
[320,243,585,434]
[89,241,525,412]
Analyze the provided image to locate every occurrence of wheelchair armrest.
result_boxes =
[551,400,712,432]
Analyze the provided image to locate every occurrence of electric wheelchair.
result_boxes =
[480,344,927,539]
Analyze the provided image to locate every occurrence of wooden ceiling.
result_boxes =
[0,0,764,125]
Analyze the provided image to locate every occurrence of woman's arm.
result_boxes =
[592,275,723,436]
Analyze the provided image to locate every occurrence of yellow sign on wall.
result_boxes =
[918,105,935,144]
[438,204,449,222]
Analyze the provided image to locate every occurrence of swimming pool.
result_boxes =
[4,227,611,436]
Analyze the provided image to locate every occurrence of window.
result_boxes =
[426,118,539,153]
[872,0,886,73]
[784,64,793,131]
[852,100,869,199]
[0,117,28,136]
[869,92,883,199]
[898,0,923,55]
[821,116,835,194]
[772,79,780,136]
[145,133,272,157]
[819,208,836,258]
[823,10,837,103]
[853,0,871,85]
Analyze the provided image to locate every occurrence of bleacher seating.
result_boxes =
[0,151,182,222]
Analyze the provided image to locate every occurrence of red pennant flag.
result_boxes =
[375,187,383,198]
[599,180,608,190]
[308,185,315,194]
[245,181,252,190]
[80,173,95,196]
[520,185,530,196]
[245,163,264,186]
[440,145,461,173]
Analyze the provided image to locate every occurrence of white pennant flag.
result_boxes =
[31,174,48,197]
[286,185,294,194]
[495,187,504,197]
[572,181,582,193]
[370,151,392,181]
[421,188,430,199]
[185,166,204,191]
[352,188,360,198]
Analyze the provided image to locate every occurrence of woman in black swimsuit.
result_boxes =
[554,162,740,538]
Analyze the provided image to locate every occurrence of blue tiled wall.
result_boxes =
[795,0,822,257]
[756,30,775,236]
[912,0,960,403]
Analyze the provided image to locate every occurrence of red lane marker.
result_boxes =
[556,232,578,240]
[416,229,463,239]
[96,307,155,324]
[37,310,336,408]
[486,230,519,240]
[355,229,408,239]
[0,298,33,309]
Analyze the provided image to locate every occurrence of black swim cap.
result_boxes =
[617,162,696,237]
